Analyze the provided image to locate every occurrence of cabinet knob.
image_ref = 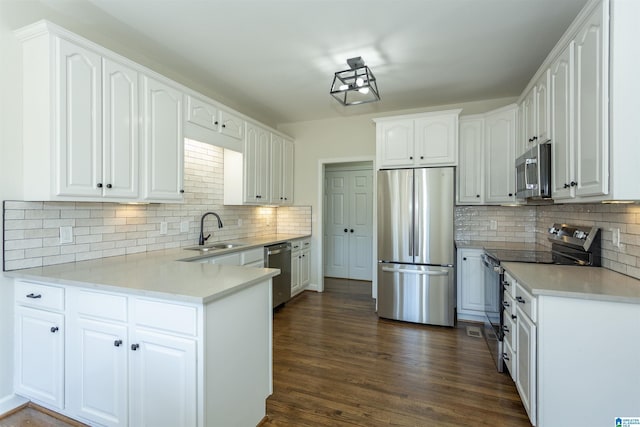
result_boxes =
[350,229,354,233]
[420,156,424,160]
[563,183,570,189]
[570,181,577,187]
[528,138,533,142]
[503,352,510,361]
[50,326,59,333]
[502,325,510,333]
[502,300,510,308]
[180,189,185,193]
[97,183,103,188]
[532,136,538,141]
[26,293,42,299]
[511,314,517,320]
[516,296,526,304]
[476,194,480,198]
[131,344,139,351]
[344,228,348,232]
[508,193,513,197]
[284,197,288,201]
[106,184,112,189]
[114,340,123,347]
[222,124,226,128]
[463,257,467,261]
[409,156,413,160]
[214,121,219,125]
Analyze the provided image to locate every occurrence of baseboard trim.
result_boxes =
[0,394,29,419]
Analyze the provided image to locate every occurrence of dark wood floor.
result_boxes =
[1,278,530,427]
[264,277,531,426]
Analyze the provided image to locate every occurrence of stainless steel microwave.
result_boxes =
[515,142,551,200]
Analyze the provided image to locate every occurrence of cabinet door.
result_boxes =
[141,76,184,201]
[67,318,128,427]
[535,70,550,143]
[484,107,517,203]
[457,118,484,204]
[414,114,458,166]
[377,120,414,167]
[15,306,64,409]
[574,1,608,198]
[56,38,102,197]
[291,250,300,294]
[282,138,294,205]
[550,42,575,200]
[130,330,197,427]
[300,248,311,287]
[516,310,537,426]
[219,109,244,140]
[521,89,536,149]
[103,58,139,199]
[270,134,284,204]
[185,94,219,131]
[457,249,485,313]
[244,122,270,203]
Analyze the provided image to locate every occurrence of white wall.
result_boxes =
[0,1,25,406]
[278,97,517,290]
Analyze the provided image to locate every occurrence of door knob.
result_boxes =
[344,228,348,232]
[350,229,354,233]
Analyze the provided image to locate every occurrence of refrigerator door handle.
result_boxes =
[381,266,449,276]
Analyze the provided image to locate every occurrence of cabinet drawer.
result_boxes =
[74,289,128,322]
[503,341,516,382]
[502,309,516,349]
[503,271,516,299]
[241,248,264,265]
[15,281,64,311]
[503,291,516,318]
[134,299,198,336]
[515,282,537,322]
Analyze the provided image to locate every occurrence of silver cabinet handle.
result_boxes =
[381,266,449,276]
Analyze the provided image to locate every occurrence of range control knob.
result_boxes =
[574,230,587,240]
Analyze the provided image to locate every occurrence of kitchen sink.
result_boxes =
[184,242,245,252]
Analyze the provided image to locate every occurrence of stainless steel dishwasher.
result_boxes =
[264,242,292,309]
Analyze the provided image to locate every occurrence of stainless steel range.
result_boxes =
[481,223,601,372]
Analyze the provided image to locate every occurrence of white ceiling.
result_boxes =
[16,0,589,126]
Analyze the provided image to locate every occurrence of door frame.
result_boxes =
[316,156,376,297]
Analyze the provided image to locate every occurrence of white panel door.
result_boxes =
[348,170,373,281]
[550,42,575,200]
[56,38,102,197]
[103,58,138,199]
[574,1,608,198]
[141,75,184,201]
[130,330,197,427]
[324,172,349,278]
[67,318,128,427]
[324,169,373,281]
[15,307,64,409]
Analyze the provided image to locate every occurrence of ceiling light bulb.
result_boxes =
[358,87,370,94]
[356,77,364,87]
[339,84,349,91]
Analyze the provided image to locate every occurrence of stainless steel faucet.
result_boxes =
[199,212,223,245]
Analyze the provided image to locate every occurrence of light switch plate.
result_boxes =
[160,222,168,235]
[180,220,189,233]
[612,228,620,248]
[59,226,73,244]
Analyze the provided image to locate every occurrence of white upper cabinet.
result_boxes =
[519,0,640,202]
[457,117,484,204]
[15,21,182,203]
[484,106,517,204]
[550,42,575,201]
[519,70,550,154]
[375,110,461,168]
[184,94,244,151]
[140,76,184,202]
[269,134,294,205]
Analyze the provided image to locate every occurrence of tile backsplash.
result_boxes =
[455,203,640,280]
[3,139,311,271]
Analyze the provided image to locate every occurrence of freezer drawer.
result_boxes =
[377,263,455,326]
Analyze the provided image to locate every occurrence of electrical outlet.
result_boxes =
[160,222,168,235]
[612,228,620,248]
[59,226,73,244]
[180,220,189,233]
[490,220,498,231]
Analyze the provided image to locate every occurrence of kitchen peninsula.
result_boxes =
[7,246,281,427]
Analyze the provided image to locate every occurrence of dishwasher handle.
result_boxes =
[267,247,291,256]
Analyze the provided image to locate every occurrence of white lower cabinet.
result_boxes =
[456,248,486,321]
[291,239,311,296]
[15,278,273,427]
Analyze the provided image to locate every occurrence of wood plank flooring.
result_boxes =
[264,278,531,426]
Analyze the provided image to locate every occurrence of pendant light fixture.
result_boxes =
[330,56,380,106]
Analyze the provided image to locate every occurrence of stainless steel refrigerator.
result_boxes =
[377,167,455,327]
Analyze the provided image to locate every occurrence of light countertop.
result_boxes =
[502,262,640,304]
[455,240,547,251]
[5,233,310,304]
